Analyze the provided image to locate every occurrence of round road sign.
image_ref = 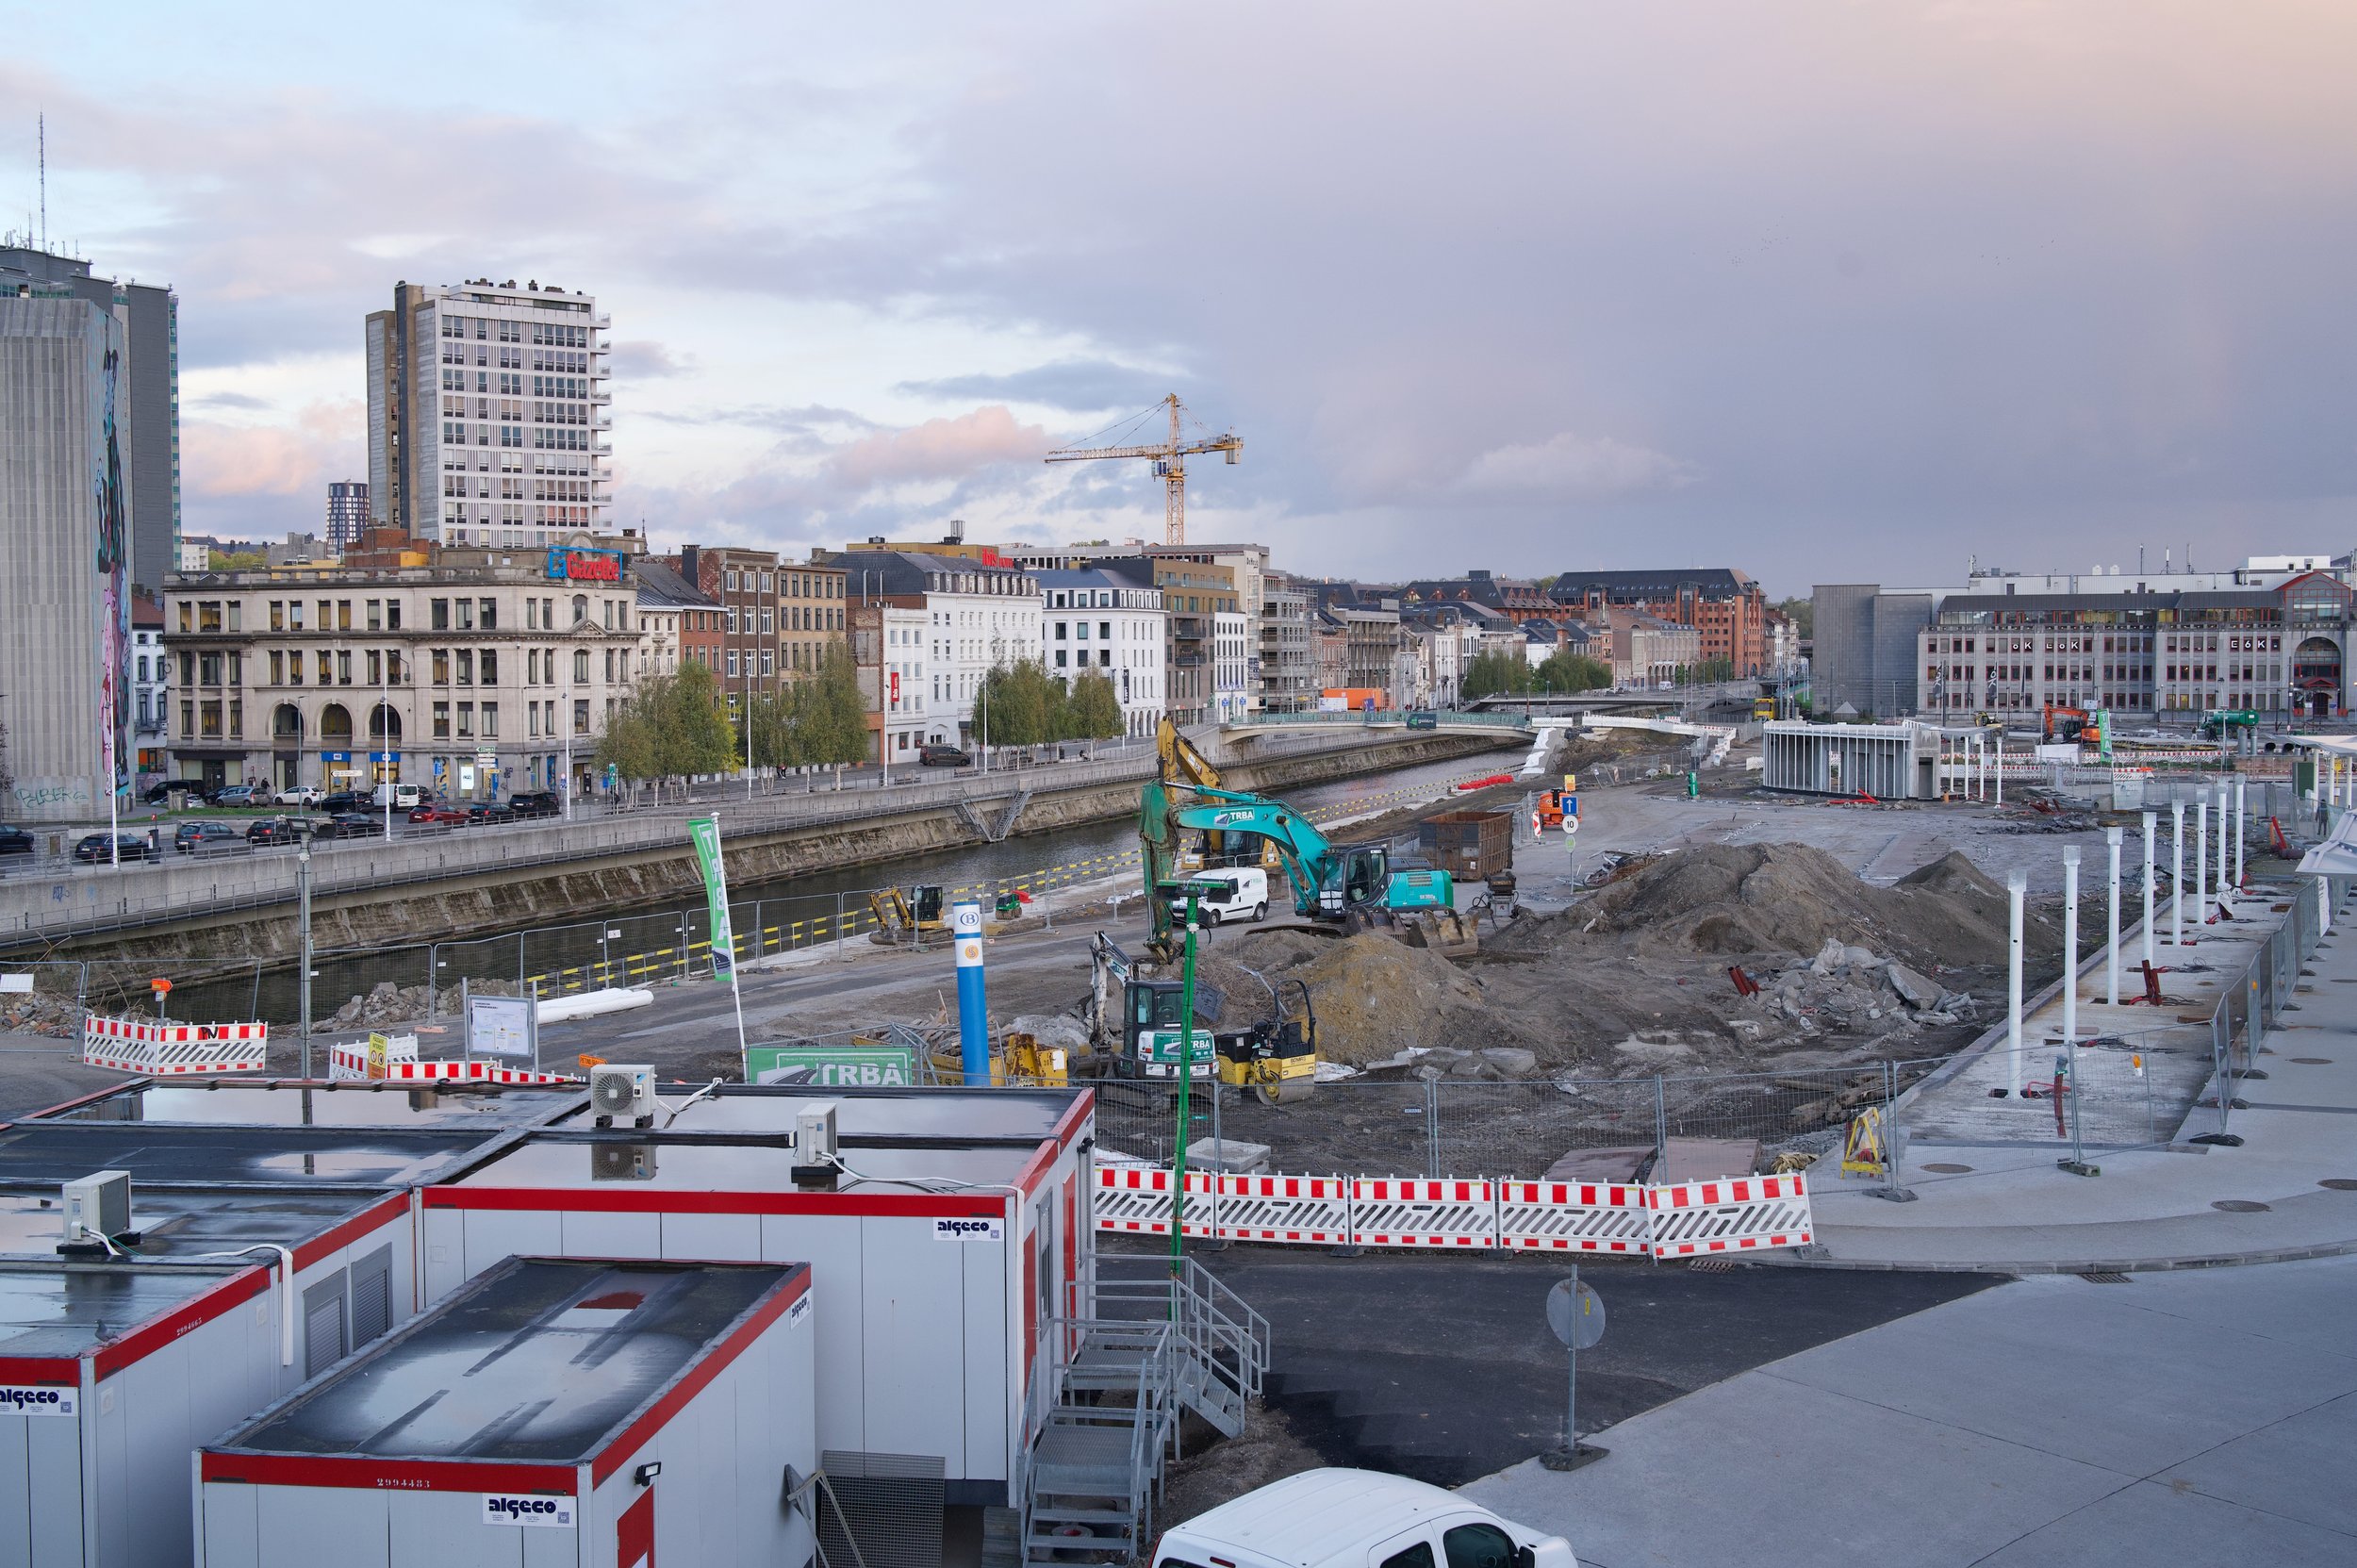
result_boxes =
[1545,1278,1606,1348]
[1562,814,1580,836]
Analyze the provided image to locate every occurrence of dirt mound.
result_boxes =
[1527,841,2049,969]
[1278,933,1539,1065]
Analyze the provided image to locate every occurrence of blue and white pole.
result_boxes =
[953,900,990,1084]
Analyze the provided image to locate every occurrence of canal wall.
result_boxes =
[8,730,1516,965]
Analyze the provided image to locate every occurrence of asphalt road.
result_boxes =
[1109,1237,2000,1486]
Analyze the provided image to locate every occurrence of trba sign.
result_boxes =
[744,1044,915,1088]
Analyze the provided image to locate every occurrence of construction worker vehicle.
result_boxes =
[867,884,949,941]
[1157,718,1284,877]
[2197,708,2259,741]
[1214,975,1317,1104]
[1088,932,1218,1081]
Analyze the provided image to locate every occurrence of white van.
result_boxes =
[1152,1469,1577,1568]
[371,783,423,809]
[1165,866,1270,926]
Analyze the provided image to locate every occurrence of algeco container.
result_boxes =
[197,1257,816,1568]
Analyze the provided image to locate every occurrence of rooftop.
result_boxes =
[215,1258,800,1464]
[38,1079,582,1131]
[0,1261,245,1360]
[445,1132,1035,1197]
[0,1186,390,1263]
[551,1083,1080,1141]
[0,1123,506,1188]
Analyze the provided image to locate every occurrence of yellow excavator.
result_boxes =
[1158,718,1283,878]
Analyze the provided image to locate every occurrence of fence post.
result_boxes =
[1425,1075,1441,1180]
[1880,1060,1914,1201]
[836,892,846,960]
[1653,1076,1668,1176]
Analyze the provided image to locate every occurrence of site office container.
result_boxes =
[196,1257,817,1568]
[414,1086,1095,1512]
[0,1185,413,1568]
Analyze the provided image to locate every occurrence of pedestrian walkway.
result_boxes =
[1794,878,2357,1271]
[1466,1256,2357,1568]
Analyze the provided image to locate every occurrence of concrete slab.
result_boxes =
[1972,1477,2357,1567]
[2151,1390,2357,1537]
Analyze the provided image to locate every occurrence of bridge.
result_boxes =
[1220,708,1532,735]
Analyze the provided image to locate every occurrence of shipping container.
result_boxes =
[197,1256,816,1568]
[1415,809,1514,879]
[417,1086,1094,1513]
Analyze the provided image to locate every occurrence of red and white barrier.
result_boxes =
[1092,1164,1812,1258]
[83,1015,268,1076]
[325,1038,578,1087]
[1645,1174,1814,1258]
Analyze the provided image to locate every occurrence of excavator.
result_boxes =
[1156,718,1283,877]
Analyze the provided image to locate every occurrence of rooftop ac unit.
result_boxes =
[791,1100,841,1188]
[61,1170,132,1250]
[589,1065,657,1128]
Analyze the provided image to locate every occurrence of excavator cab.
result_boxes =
[1123,978,1215,1080]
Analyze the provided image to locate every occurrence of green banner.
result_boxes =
[689,817,734,980]
[744,1044,915,1088]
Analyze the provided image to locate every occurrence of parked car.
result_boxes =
[466,801,518,825]
[1151,1469,1576,1568]
[407,803,470,827]
[1162,867,1270,927]
[245,816,318,847]
[373,783,425,810]
[141,779,206,805]
[919,744,971,767]
[0,825,34,856]
[313,813,383,840]
[174,821,244,854]
[316,790,366,814]
[509,790,561,819]
[210,784,267,808]
[273,784,325,807]
[73,833,153,864]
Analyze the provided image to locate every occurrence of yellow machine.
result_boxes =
[1156,718,1284,877]
[927,1032,1073,1087]
[1753,696,1777,720]
[867,884,948,941]
[1214,977,1318,1105]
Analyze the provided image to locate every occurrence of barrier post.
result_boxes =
[1425,1076,1442,1180]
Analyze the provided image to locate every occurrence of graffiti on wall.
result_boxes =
[95,344,129,800]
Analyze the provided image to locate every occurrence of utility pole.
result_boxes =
[297,843,315,1078]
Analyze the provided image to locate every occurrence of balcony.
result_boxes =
[591,388,611,404]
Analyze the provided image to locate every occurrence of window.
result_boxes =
[228,652,243,685]
[387,600,403,631]
[1379,1545,1436,1568]
[457,650,475,685]
[480,649,498,685]
[574,650,590,683]
[456,702,474,737]
[270,651,284,685]
[269,600,285,632]
[432,598,450,631]
[456,598,475,631]
[316,651,333,685]
[574,699,590,735]
[529,702,541,737]
[728,650,740,678]
[1442,1525,1516,1568]
[526,598,539,631]
[572,594,587,624]
[337,652,352,685]
[482,701,498,737]
[181,699,194,736]
[228,700,242,739]
[433,650,451,685]
[228,602,242,633]
[289,601,305,631]
[479,597,496,630]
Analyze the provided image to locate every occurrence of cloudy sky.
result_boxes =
[7,2,2354,596]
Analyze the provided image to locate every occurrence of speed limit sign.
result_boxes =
[1563,814,1580,835]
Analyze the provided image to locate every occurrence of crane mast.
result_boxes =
[1043,393,1243,546]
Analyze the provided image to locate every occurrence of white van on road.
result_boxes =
[1164,867,1270,927]
[1152,1468,1578,1568]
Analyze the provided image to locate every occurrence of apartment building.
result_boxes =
[1550,568,1771,676]
[1035,566,1166,736]
[668,546,848,698]
[630,556,716,681]
[1260,578,1315,714]
[831,550,1043,748]
[161,546,639,798]
[325,481,370,551]
[365,279,609,549]
[132,595,170,786]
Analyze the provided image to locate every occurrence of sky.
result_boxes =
[5,1,2354,599]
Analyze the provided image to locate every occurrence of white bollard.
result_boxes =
[2195,797,2209,933]
[2104,825,2123,1006]
[2141,809,2157,968]
[1994,740,2003,806]
[2216,784,2231,904]
[2007,868,2027,1095]
[2233,777,2246,892]
[2170,800,2186,949]
[2062,847,2082,1051]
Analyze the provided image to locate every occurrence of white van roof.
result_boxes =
[1164,1469,1469,1568]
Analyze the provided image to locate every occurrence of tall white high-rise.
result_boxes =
[365,279,611,549]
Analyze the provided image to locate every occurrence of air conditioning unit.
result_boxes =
[589,1065,657,1128]
[790,1100,840,1188]
[62,1170,132,1247]
[590,1143,658,1181]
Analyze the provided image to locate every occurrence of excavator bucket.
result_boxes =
[1394,907,1481,959]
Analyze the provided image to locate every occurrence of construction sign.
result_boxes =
[1840,1105,1887,1177]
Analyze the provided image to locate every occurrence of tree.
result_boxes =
[599,661,734,791]
[975,658,1060,747]
[1461,651,1534,701]
[1065,670,1125,739]
[1535,651,1611,692]
[1774,597,1812,639]
[803,647,870,767]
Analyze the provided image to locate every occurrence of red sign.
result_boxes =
[890,671,900,701]
[546,548,623,582]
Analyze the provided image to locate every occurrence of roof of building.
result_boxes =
[0,1186,392,1263]
[832,549,1042,596]
[0,1261,246,1360]
[36,1079,583,1131]
[214,1258,802,1464]
[1550,568,1757,602]
[0,1123,502,1188]
[630,555,716,610]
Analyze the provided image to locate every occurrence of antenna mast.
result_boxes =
[38,111,45,250]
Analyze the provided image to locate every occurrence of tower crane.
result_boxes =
[1043,393,1242,546]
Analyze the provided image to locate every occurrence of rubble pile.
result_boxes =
[318,980,516,1033]
[1,993,86,1039]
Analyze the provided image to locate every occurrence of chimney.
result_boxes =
[947,519,966,544]
[681,545,701,586]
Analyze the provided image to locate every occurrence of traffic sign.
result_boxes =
[1562,814,1580,836]
[1546,1277,1606,1348]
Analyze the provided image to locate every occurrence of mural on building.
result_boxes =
[95,344,129,801]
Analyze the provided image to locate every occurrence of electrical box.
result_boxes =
[62,1169,131,1244]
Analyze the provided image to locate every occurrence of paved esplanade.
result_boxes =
[1466,1254,2357,1567]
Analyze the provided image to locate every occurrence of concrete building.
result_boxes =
[1035,566,1166,737]
[1604,606,1701,688]
[1260,577,1315,713]
[0,255,140,820]
[162,544,640,798]
[1013,540,1270,718]
[1212,608,1251,722]
[365,278,609,549]
[666,546,847,701]
[831,550,1043,748]
[1550,568,1772,676]
[324,479,369,550]
[630,555,715,681]
[132,593,169,786]
[1811,583,1933,718]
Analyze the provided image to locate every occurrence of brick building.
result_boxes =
[1548,568,1771,676]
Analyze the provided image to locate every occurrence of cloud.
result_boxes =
[609,339,695,379]
[822,404,1051,491]
[191,389,272,412]
[1456,432,1699,500]
[897,359,1183,413]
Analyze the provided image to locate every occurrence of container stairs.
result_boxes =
[1019,1257,1269,1567]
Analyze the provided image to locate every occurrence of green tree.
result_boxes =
[804,647,871,767]
[976,658,1059,747]
[1775,597,1812,639]
[1535,651,1611,692]
[1064,670,1125,739]
[600,662,735,793]
[1461,651,1534,701]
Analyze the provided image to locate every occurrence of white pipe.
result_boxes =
[2233,777,2246,891]
[2104,826,2123,1006]
[1994,740,2003,806]
[533,986,654,1023]
[2195,797,2209,934]
[2171,800,2185,949]
[2006,868,2026,1094]
[2141,809,2156,968]
[2216,784,2231,903]
[2062,847,2082,1053]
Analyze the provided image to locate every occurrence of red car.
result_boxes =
[406,803,470,826]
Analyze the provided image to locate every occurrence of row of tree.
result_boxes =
[1460,649,1615,700]
[593,652,1127,785]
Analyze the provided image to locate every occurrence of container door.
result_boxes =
[617,1488,654,1568]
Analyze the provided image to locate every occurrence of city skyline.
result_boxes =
[5,3,2354,596]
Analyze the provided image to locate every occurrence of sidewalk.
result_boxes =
[1465,1255,2357,1568]
[1789,879,2357,1271]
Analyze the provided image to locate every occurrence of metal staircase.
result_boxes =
[1019,1257,1270,1567]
